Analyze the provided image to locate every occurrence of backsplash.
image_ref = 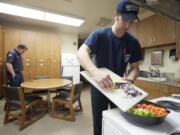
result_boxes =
[139,45,180,75]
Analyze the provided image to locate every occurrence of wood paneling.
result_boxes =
[0,25,3,98]
[3,27,60,81]
[154,15,176,46]
[176,22,180,58]
[137,16,154,48]
[134,80,169,99]
[47,34,60,78]
[137,15,176,48]
[169,86,180,95]
[3,29,20,58]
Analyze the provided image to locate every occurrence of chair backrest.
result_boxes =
[35,75,49,80]
[3,85,24,102]
[74,82,83,96]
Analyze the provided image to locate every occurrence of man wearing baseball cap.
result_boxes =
[77,0,142,135]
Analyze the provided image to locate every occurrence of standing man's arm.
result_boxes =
[6,63,16,78]
[124,62,140,83]
[77,44,113,88]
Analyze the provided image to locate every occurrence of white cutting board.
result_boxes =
[81,68,148,112]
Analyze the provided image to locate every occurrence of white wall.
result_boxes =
[60,32,78,54]
[139,45,180,73]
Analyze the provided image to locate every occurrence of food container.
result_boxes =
[121,100,170,125]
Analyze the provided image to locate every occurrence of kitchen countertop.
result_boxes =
[137,77,180,88]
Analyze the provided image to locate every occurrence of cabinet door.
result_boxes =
[22,61,36,81]
[134,80,156,99]
[169,86,180,95]
[137,16,154,48]
[154,15,176,46]
[158,84,169,97]
[47,34,60,78]
[176,22,180,58]
[134,80,169,99]
[34,32,49,77]
[20,30,36,80]
[3,28,20,59]
[0,25,3,97]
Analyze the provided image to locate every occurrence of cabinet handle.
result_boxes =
[40,63,43,67]
[26,63,30,66]
[154,36,156,43]
[149,38,152,45]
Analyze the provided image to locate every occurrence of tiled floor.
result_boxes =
[0,83,93,135]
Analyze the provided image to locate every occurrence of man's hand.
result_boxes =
[122,76,133,83]
[12,73,16,79]
[92,70,114,89]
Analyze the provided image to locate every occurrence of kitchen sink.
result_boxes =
[138,77,167,82]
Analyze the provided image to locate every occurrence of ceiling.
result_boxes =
[0,0,148,39]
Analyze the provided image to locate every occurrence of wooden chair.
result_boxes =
[3,85,45,130]
[51,82,83,121]
[57,76,73,93]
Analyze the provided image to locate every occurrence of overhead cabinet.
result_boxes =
[137,15,154,48]
[0,25,3,98]
[137,15,176,48]
[176,22,180,58]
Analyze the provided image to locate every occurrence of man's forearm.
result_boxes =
[77,44,114,88]
[125,62,140,82]
[126,68,139,82]
[77,44,98,76]
[6,63,15,77]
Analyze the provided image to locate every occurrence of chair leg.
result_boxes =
[4,110,10,124]
[78,99,83,111]
[4,103,7,111]
[69,103,75,121]
[4,106,17,124]
[40,100,44,114]
[19,112,26,130]
[51,100,56,114]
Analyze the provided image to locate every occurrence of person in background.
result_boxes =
[77,0,142,135]
[6,44,28,87]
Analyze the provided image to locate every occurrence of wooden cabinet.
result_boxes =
[137,15,176,48]
[176,22,180,58]
[0,25,3,98]
[169,86,180,95]
[137,16,154,48]
[134,80,169,99]
[153,15,176,46]
[3,27,61,81]
[47,34,60,78]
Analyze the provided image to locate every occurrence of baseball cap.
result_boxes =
[116,0,139,21]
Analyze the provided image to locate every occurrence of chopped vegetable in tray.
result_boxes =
[128,103,168,117]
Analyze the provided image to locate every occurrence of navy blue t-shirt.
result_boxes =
[6,49,23,72]
[84,27,142,76]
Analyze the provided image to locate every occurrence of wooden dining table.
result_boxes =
[21,78,72,113]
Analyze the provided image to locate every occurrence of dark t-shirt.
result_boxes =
[6,49,23,72]
[84,27,142,76]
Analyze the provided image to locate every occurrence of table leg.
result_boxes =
[47,90,51,113]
